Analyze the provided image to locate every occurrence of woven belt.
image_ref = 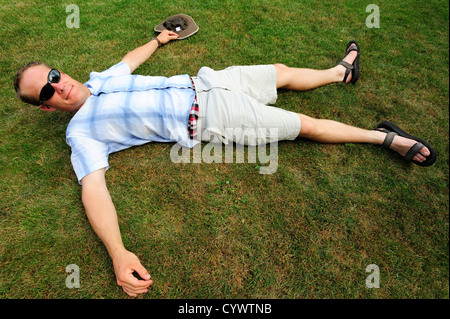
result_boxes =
[188,78,199,139]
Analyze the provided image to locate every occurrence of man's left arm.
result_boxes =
[121,29,179,73]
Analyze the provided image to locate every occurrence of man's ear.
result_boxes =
[39,104,57,112]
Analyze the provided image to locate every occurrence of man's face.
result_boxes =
[20,64,90,112]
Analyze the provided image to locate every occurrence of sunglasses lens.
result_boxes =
[48,69,61,83]
[39,69,61,102]
[39,84,55,102]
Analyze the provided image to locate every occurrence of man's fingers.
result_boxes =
[123,288,147,297]
[163,30,178,36]
[119,275,153,289]
[134,265,151,281]
[120,279,152,297]
[118,270,153,290]
[123,286,150,297]
[162,30,179,41]
[122,282,151,296]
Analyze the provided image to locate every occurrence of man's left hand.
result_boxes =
[157,29,179,45]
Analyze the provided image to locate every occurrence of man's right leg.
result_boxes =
[297,114,430,163]
[274,43,358,91]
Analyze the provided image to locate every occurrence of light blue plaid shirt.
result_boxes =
[66,62,197,183]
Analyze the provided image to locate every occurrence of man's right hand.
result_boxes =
[81,169,153,297]
[113,249,153,297]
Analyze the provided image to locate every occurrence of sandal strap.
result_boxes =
[382,131,397,148]
[338,61,353,83]
[338,61,353,70]
[346,47,358,54]
[404,142,424,162]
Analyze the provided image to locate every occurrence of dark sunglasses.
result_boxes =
[39,69,61,103]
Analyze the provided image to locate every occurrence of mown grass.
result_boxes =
[0,0,448,299]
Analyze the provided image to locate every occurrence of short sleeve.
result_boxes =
[84,62,132,96]
[66,136,110,184]
[88,62,131,79]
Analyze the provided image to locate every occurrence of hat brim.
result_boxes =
[154,14,199,40]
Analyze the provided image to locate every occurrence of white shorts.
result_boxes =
[191,65,301,146]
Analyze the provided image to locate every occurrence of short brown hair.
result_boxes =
[14,61,51,106]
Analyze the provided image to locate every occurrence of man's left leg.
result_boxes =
[296,114,431,163]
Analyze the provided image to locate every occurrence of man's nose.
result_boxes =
[51,82,65,94]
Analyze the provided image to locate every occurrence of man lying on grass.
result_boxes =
[13,29,436,297]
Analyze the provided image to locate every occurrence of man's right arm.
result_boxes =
[81,168,153,297]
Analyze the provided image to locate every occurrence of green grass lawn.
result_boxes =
[0,0,448,299]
